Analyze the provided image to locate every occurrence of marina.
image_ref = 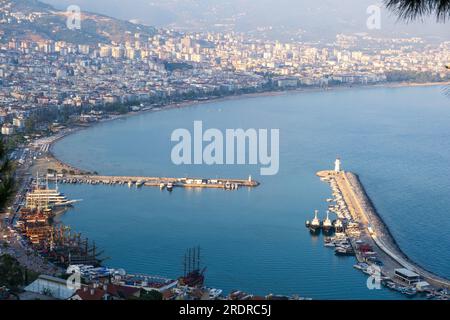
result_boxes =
[306,158,450,299]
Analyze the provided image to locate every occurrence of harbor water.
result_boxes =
[53,85,450,299]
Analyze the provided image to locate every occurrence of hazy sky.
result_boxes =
[41,0,449,40]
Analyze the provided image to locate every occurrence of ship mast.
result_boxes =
[183,252,187,277]
[188,248,191,274]
[197,246,200,270]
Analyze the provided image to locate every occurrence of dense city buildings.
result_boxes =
[0,5,449,134]
[1,0,450,304]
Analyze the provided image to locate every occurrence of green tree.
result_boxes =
[0,137,14,209]
[25,117,36,133]
[131,289,163,300]
[0,255,24,290]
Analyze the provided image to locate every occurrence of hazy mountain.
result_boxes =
[41,0,450,41]
[0,0,155,44]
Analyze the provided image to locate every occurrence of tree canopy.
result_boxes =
[0,255,24,290]
[0,138,13,209]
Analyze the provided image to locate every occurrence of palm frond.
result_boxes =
[384,0,450,21]
[442,84,450,98]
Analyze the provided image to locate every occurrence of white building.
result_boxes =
[24,275,77,300]
[334,157,342,173]
[13,117,25,129]
[1,124,14,135]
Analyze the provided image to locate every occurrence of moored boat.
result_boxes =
[322,211,333,234]
[333,219,344,233]
[136,180,144,188]
[309,210,321,234]
[335,246,355,256]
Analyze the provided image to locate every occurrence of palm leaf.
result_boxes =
[442,84,450,98]
[384,0,450,21]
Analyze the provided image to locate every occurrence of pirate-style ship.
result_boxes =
[178,246,207,288]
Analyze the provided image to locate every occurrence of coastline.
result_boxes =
[22,80,450,288]
[47,80,450,173]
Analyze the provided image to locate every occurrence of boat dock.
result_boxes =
[52,174,260,190]
[317,169,450,291]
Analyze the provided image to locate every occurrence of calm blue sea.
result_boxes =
[53,85,450,299]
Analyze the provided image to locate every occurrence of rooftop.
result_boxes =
[395,268,420,278]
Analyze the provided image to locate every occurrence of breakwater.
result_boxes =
[317,170,450,290]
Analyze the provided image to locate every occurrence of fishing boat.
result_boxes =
[309,210,321,234]
[167,182,174,192]
[159,183,166,190]
[322,211,333,234]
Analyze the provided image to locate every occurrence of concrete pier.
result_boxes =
[317,170,450,290]
[52,174,259,190]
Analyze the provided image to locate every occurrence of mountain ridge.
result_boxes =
[0,0,156,45]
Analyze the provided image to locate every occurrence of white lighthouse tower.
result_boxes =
[334,157,342,173]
